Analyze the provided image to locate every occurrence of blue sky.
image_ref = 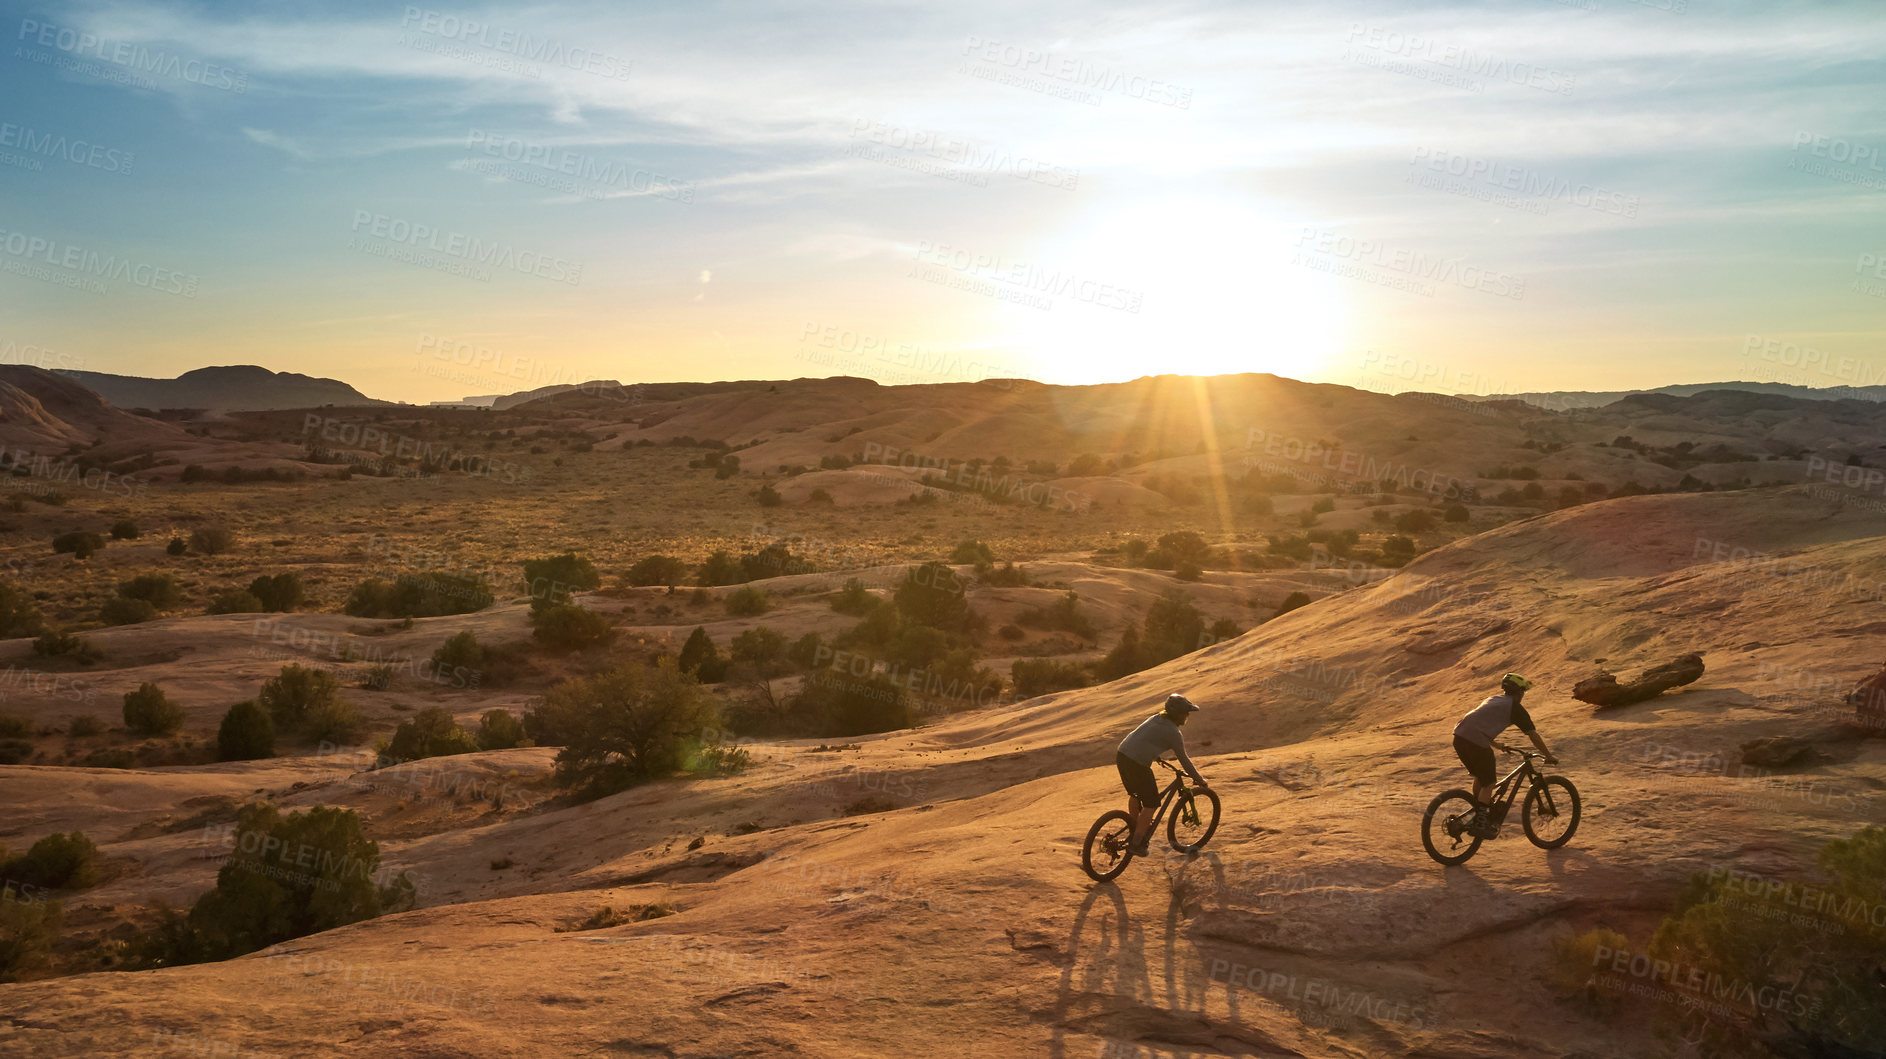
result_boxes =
[1,0,1881,403]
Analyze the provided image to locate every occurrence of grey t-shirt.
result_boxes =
[1453,693,1536,747]
[1117,713,1202,782]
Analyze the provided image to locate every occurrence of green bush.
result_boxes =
[183,804,410,962]
[33,630,99,661]
[730,626,787,669]
[0,712,28,738]
[247,572,303,612]
[3,832,99,890]
[1276,591,1313,617]
[343,573,493,618]
[831,577,878,616]
[795,670,911,736]
[0,890,62,981]
[432,630,485,671]
[949,539,994,565]
[624,555,687,587]
[99,595,158,626]
[678,627,727,682]
[755,483,782,507]
[120,574,182,609]
[122,683,184,737]
[696,550,742,587]
[523,553,602,610]
[51,531,103,559]
[0,583,43,638]
[1443,504,1471,523]
[724,585,769,617]
[208,589,265,614]
[0,740,31,765]
[894,562,971,631]
[1095,590,1207,681]
[1011,658,1092,698]
[1018,591,1096,639]
[1395,509,1437,534]
[475,708,526,751]
[188,526,234,555]
[303,697,365,744]
[258,664,341,727]
[535,659,717,798]
[108,519,139,540]
[787,632,825,669]
[165,538,186,556]
[67,714,105,737]
[384,707,479,762]
[216,701,273,761]
[531,603,616,650]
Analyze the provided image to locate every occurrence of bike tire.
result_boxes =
[1522,776,1581,849]
[1167,787,1221,853]
[1082,810,1138,881]
[1421,788,1485,865]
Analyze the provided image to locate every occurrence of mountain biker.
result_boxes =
[1454,673,1556,837]
[1117,693,1209,856]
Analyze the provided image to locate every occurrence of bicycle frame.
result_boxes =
[1148,758,1200,832]
[1481,750,1546,824]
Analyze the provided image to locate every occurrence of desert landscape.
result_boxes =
[0,363,1880,1058]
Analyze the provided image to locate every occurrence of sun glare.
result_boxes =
[1007,196,1348,384]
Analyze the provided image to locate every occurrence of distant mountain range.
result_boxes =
[57,365,389,411]
[1449,380,1886,410]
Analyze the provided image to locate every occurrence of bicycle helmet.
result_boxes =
[1500,673,1534,693]
[1164,693,1200,717]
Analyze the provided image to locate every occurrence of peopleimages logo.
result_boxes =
[0,228,199,296]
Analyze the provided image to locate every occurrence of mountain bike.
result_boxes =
[1421,745,1580,865]
[1082,758,1221,881]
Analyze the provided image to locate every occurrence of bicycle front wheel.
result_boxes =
[1167,787,1221,853]
[1522,776,1581,849]
[1082,810,1138,881]
[1421,789,1484,865]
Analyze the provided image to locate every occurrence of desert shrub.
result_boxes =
[247,572,303,612]
[122,683,183,737]
[1019,591,1097,639]
[51,531,103,559]
[1395,509,1437,534]
[208,589,265,614]
[831,577,878,616]
[67,714,106,737]
[360,664,393,691]
[383,707,478,762]
[980,562,1030,587]
[0,740,31,765]
[0,583,43,638]
[1095,590,1206,681]
[1642,825,1886,1055]
[689,731,753,775]
[730,626,787,669]
[3,832,99,890]
[1549,927,1630,1010]
[432,630,485,671]
[188,526,234,555]
[0,891,62,981]
[108,519,140,540]
[523,553,601,610]
[695,550,742,587]
[165,538,187,556]
[531,603,616,650]
[0,712,28,738]
[99,597,158,626]
[343,573,493,618]
[33,630,99,661]
[216,701,274,761]
[794,670,910,736]
[1443,504,1471,523]
[678,627,728,682]
[118,572,184,609]
[303,697,364,744]
[1205,618,1243,645]
[755,483,782,506]
[182,804,410,962]
[950,539,995,565]
[807,488,834,505]
[1380,535,1416,566]
[624,555,687,587]
[1174,561,1202,582]
[724,585,769,617]
[787,632,825,669]
[1011,658,1092,698]
[1276,591,1313,617]
[258,664,340,727]
[894,562,971,631]
[78,747,133,769]
[475,708,526,751]
[998,624,1025,641]
[535,659,717,798]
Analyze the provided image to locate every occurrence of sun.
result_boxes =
[1006,196,1348,384]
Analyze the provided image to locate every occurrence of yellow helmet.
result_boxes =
[1501,673,1534,692]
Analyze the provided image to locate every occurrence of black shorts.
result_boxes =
[1454,735,1496,787]
[1116,752,1161,806]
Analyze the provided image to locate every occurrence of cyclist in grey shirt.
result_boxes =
[1453,673,1557,836]
[1116,694,1210,855]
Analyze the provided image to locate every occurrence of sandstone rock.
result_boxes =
[1739,736,1812,768]
[1845,663,1886,733]
[1573,652,1705,708]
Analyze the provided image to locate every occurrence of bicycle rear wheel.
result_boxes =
[1082,810,1138,881]
[1522,776,1581,849]
[1167,787,1221,853]
[1421,789,1484,865]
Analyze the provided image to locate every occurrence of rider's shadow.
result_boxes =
[1047,881,1138,1059]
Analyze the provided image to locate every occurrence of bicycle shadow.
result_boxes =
[1047,880,1136,1059]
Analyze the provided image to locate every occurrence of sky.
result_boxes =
[1,0,1882,405]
